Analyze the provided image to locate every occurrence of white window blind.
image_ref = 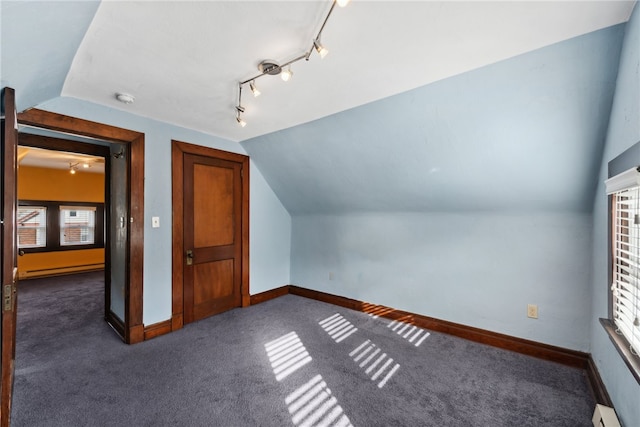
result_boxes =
[17,206,47,248]
[606,167,640,356]
[59,206,96,246]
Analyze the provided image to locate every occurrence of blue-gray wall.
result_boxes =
[0,1,100,111]
[292,212,592,350]
[243,23,623,350]
[590,3,640,426]
[36,96,292,325]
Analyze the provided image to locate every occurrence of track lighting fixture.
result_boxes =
[280,66,293,82]
[236,105,247,127]
[69,162,78,174]
[234,0,349,126]
[250,81,261,97]
[314,39,329,59]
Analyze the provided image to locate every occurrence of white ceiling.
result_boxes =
[18,146,105,174]
[61,0,635,143]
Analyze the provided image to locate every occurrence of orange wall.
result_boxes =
[18,166,105,278]
[19,165,104,202]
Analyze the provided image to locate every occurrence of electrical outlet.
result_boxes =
[329,272,334,281]
[527,304,538,319]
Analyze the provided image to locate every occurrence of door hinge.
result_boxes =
[3,283,15,312]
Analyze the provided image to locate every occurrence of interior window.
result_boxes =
[17,206,47,248]
[60,206,96,246]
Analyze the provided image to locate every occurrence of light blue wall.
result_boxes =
[590,3,640,427]
[0,1,100,111]
[250,161,292,294]
[36,96,291,325]
[245,25,625,355]
[292,212,592,350]
[242,25,624,215]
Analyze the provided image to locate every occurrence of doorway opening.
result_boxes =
[17,108,145,344]
[17,135,111,324]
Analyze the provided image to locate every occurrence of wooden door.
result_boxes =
[183,151,244,323]
[1,87,18,427]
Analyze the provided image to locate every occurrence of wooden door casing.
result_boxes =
[1,87,18,427]
[172,141,249,329]
[17,108,145,344]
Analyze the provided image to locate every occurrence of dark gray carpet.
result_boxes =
[12,272,595,426]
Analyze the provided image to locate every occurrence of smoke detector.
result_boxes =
[115,93,135,104]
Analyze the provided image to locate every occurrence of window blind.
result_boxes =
[606,167,640,356]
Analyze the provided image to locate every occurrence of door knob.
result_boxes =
[186,249,193,266]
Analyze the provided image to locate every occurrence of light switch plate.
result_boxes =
[152,217,160,228]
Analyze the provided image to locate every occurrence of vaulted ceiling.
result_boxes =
[1,1,636,214]
[1,1,634,142]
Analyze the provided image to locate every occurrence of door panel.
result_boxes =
[1,87,18,427]
[193,164,233,247]
[184,153,242,323]
[108,143,128,329]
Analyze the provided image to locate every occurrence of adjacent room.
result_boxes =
[1,1,639,426]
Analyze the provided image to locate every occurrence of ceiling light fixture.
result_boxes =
[234,0,349,126]
[313,39,329,59]
[236,105,247,128]
[280,66,293,82]
[250,80,261,97]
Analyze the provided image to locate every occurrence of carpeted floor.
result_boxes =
[12,272,595,426]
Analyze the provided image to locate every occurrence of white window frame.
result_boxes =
[17,206,47,248]
[605,165,640,383]
[59,205,97,246]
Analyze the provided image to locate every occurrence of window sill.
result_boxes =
[600,318,640,385]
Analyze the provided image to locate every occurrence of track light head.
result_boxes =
[281,66,293,82]
[235,105,247,127]
[314,39,329,59]
[250,81,261,97]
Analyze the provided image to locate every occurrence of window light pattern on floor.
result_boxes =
[318,313,358,343]
[360,302,395,319]
[265,332,312,381]
[349,340,400,389]
[387,320,430,347]
[285,375,353,427]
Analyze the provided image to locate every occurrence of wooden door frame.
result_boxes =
[17,109,145,344]
[171,140,249,330]
[1,87,18,427]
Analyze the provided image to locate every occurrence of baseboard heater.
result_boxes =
[19,263,105,279]
[593,404,621,427]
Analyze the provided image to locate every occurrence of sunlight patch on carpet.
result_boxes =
[285,374,353,427]
[387,320,430,347]
[318,313,358,343]
[265,332,312,381]
[360,302,395,319]
[349,340,400,389]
